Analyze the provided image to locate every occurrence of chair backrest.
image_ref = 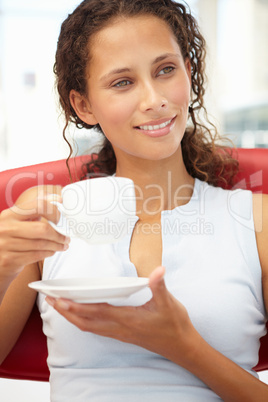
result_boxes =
[0,148,267,381]
[0,156,86,381]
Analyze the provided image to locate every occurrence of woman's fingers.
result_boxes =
[149,266,166,292]
[5,237,69,252]
[49,298,132,321]
[0,191,69,274]
[147,266,170,309]
[45,266,194,362]
[49,266,170,332]
[0,221,69,253]
[0,225,69,271]
[0,194,69,247]
[4,196,61,224]
[1,220,68,242]
[46,266,172,342]
[46,297,132,337]
[1,250,58,269]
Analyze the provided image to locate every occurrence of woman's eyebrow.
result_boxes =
[152,52,181,65]
[100,53,180,83]
[100,68,131,83]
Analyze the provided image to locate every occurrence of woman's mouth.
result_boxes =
[135,116,176,137]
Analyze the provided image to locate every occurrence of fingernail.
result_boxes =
[46,194,62,203]
[46,296,55,307]
[56,299,70,310]
[63,243,69,251]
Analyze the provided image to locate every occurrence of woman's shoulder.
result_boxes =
[253,194,268,295]
[252,193,268,234]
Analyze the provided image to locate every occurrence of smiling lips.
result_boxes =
[135,116,176,137]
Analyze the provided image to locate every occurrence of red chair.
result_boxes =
[0,148,267,381]
[0,156,86,381]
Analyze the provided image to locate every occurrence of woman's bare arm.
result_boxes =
[254,194,268,313]
[0,263,40,364]
[0,185,69,363]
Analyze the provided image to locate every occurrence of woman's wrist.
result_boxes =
[172,324,205,369]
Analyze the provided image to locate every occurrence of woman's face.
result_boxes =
[81,15,191,163]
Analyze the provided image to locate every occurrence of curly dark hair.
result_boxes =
[54,0,238,186]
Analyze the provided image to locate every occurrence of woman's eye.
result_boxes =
[114,80,131,88]
[158,66,174,75]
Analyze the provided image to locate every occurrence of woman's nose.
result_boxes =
[139,82,168,113]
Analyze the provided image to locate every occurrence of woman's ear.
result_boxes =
[69,90,98,126]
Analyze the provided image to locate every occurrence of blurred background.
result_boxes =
[0,0,268,173]
[0,0,267,400]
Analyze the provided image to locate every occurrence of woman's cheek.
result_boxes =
[105,99,136,127]
[169,76,191,108]
[173,88,190,110]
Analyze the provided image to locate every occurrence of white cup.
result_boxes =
[48,176,136,244]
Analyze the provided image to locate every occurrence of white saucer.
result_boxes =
[28,277,149,304]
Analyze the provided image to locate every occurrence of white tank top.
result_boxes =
[39,178,267,401]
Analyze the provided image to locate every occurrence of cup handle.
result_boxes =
[47,200,69,237]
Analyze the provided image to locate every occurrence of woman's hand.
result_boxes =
[47,266,268,401]
[0,186,70,281]
[46,266,197,365]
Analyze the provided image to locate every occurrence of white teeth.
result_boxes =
[139,118,173,131]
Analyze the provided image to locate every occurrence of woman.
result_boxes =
[0,0,267,400]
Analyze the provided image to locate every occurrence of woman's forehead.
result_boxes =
[87,15,181,67]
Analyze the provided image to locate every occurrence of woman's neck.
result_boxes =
[115,148,194,221]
